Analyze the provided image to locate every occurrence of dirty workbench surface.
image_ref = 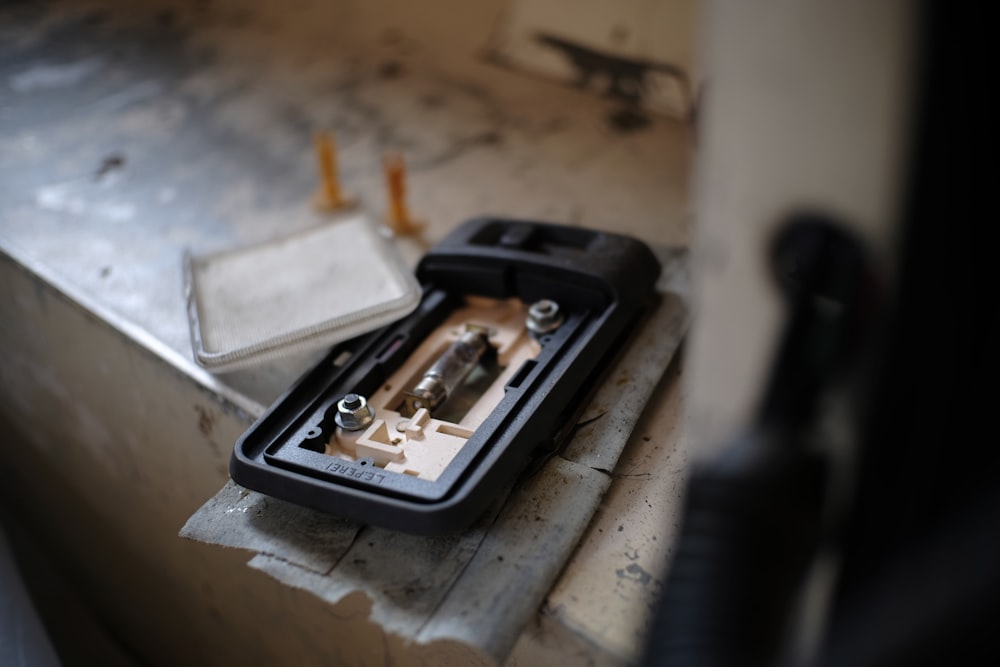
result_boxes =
[0,0,692,409]
[0,0,693,664]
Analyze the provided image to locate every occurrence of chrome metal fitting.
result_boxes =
[335,393,375,431]
[526,299,563,334]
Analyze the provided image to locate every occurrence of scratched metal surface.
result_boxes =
[0,0,691,409]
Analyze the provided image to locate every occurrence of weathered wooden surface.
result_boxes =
[181,287,687,663]
[534,351,690,662]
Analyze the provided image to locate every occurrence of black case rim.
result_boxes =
[229,217,660,534]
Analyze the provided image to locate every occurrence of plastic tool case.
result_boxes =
[231,218,660,534]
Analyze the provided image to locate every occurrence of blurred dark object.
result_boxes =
[1,526,60,667]
[642,1,997,665]
[642,215,873,667]
[813,0,997,664]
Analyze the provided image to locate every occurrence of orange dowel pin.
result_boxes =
[313,131,352,211]
[383,152,423,235]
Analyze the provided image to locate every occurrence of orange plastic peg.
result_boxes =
[383,152,423,235]
[313,131,352,211]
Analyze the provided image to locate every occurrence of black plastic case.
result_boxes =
[230,217,660,534]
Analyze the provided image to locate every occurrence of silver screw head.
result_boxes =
[527,299,564,334]
[335,393,375,431]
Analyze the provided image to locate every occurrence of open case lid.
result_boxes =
[184,213,421,372]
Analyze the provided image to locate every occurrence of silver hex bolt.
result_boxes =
[334,393,375,431]
[526,299,564,335]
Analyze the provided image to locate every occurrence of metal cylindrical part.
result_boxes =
[405,330,489,414]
